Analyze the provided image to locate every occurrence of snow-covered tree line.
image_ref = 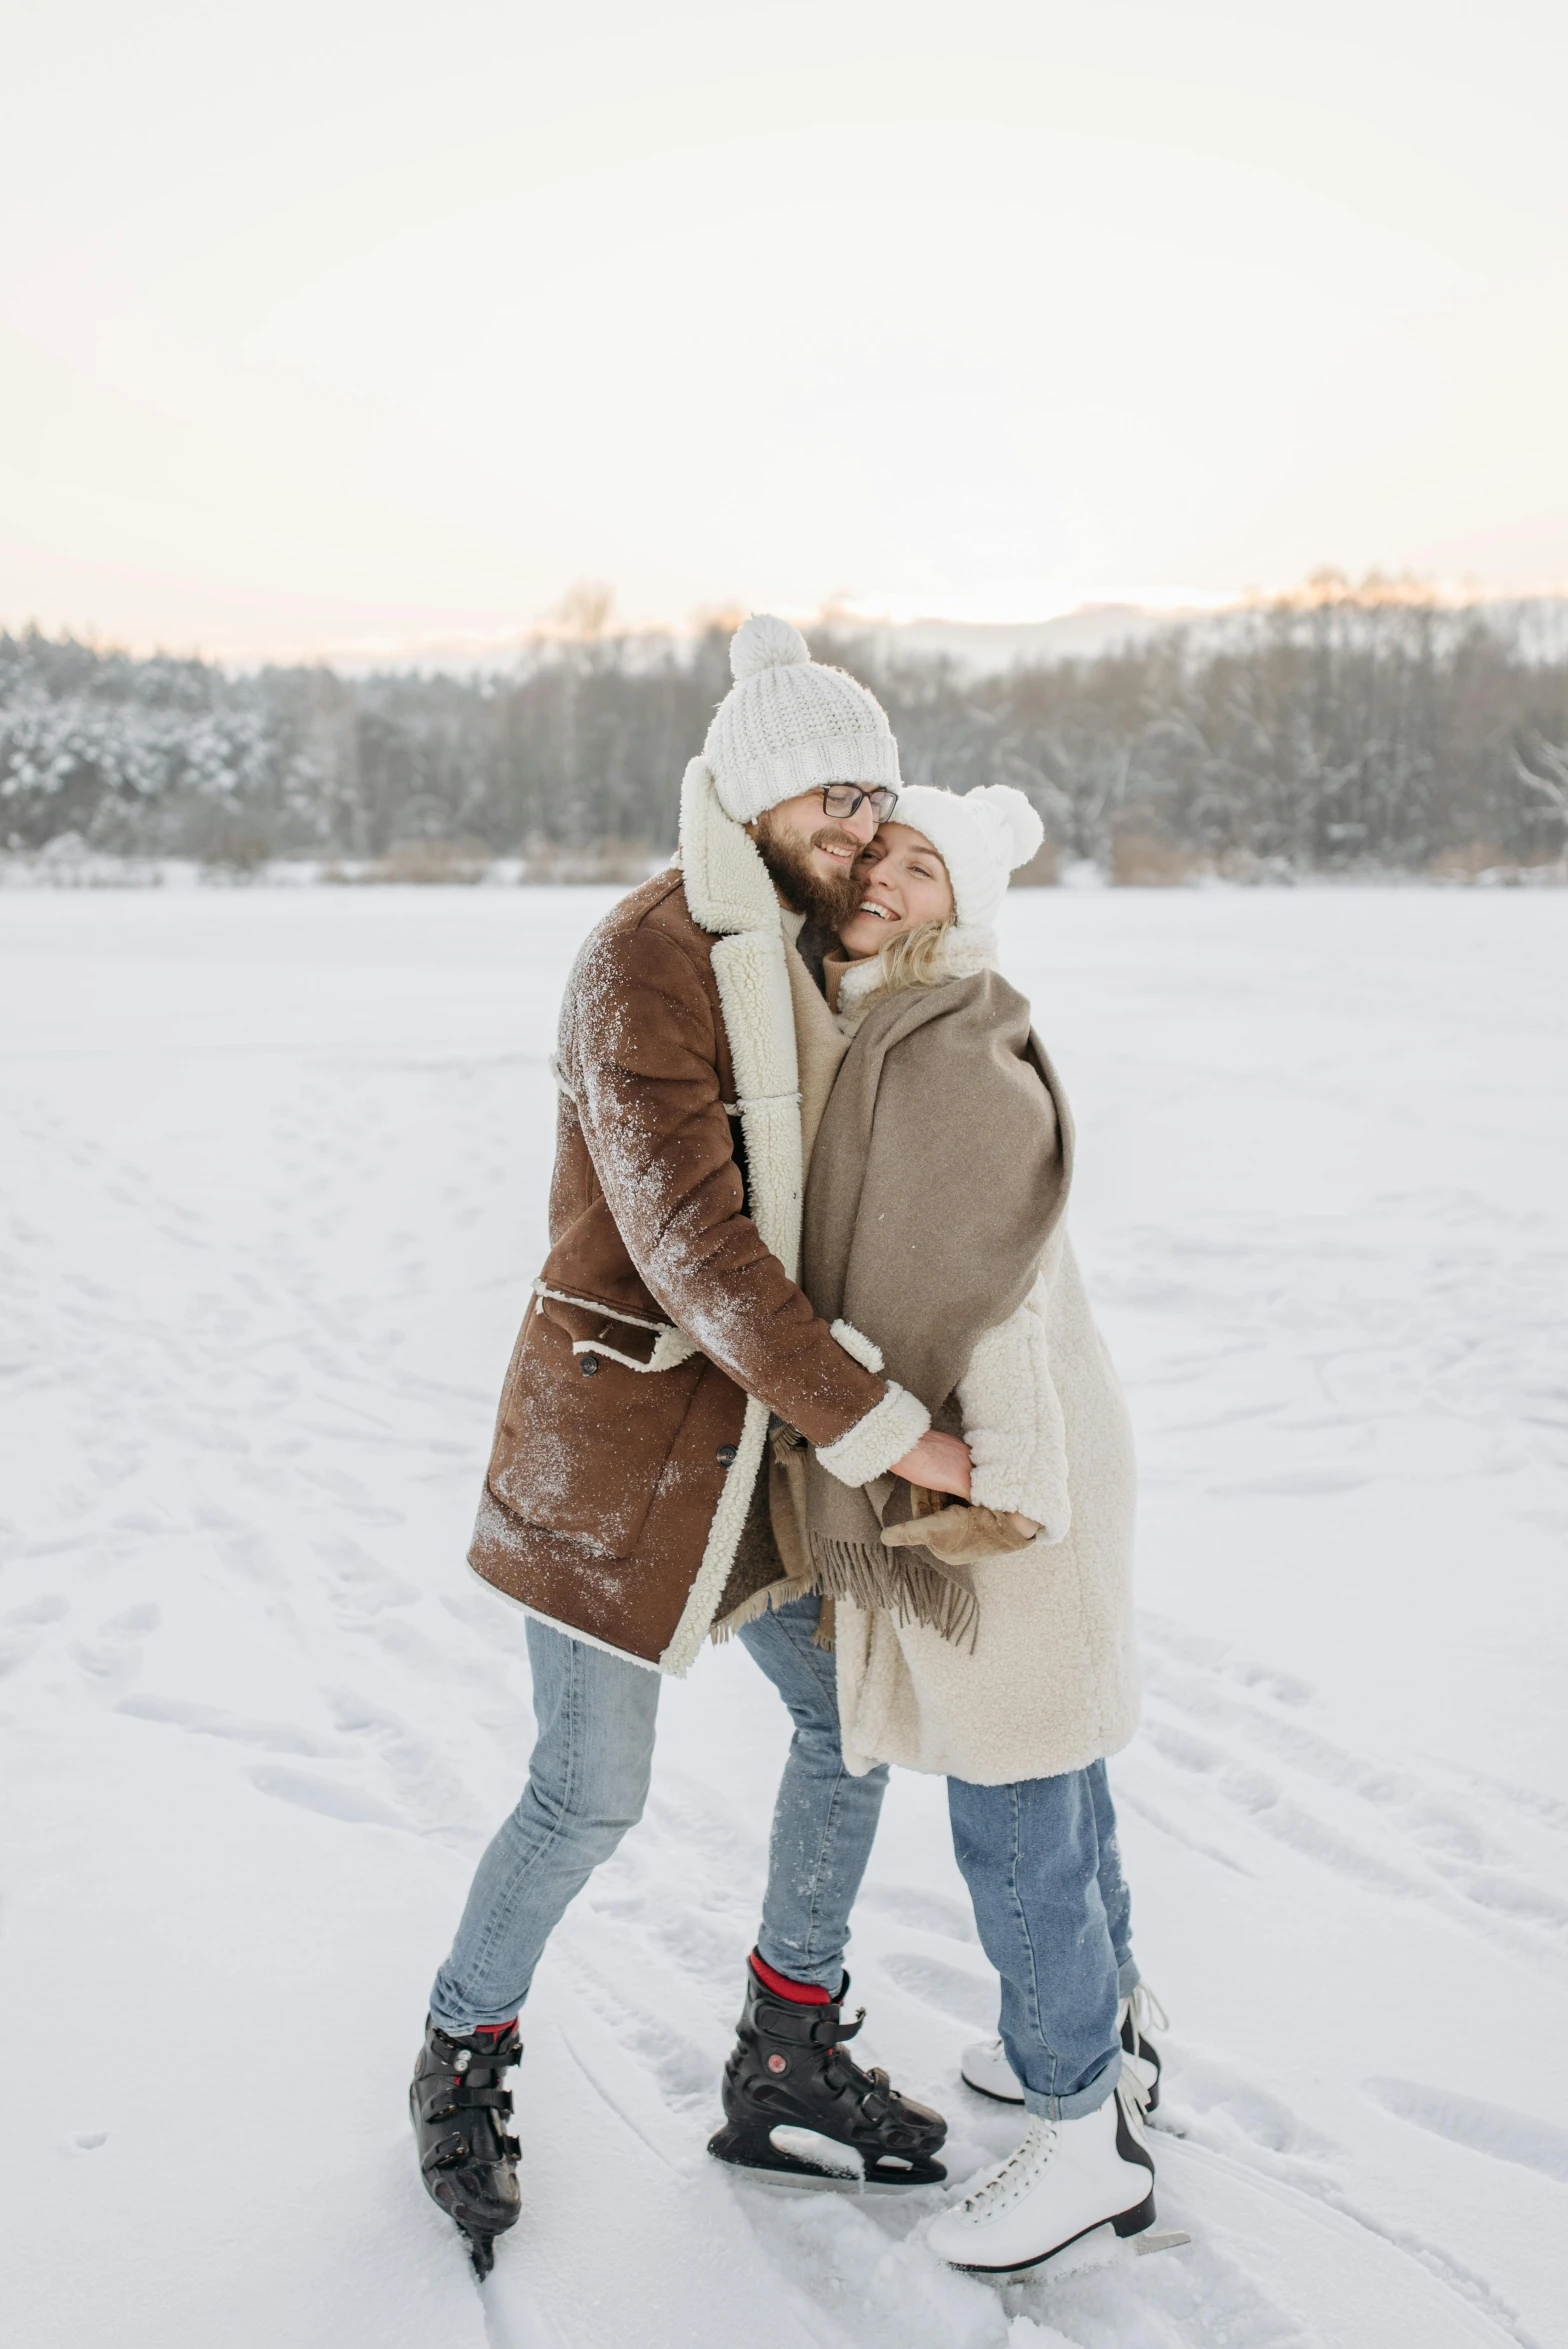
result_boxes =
[4,593,1566,872]
[853,595,1568,872]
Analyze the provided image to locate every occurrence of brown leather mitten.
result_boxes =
[881,1501,1038,1563]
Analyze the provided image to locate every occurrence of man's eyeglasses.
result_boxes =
[820,783,900,823]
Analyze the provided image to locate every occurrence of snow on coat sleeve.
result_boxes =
[566,914,905,1455]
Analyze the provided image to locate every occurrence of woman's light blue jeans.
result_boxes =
[949,1758,1135,2119]
[430,1595,1134,2119]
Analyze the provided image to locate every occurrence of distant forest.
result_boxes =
[4,587,1567,878]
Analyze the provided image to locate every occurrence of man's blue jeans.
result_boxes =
[429,1596,883,2025]
[430,1595,1134,2119]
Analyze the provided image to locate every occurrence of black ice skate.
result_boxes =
[410,2016,523,2276]
[708,1958,947,2189]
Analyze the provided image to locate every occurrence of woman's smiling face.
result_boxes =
[837,822,955,957]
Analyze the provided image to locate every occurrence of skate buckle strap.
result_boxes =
[420,2129,472,2174]
[451,2085,514,2113]
[416,2081,514,2124]
[757,1996,859,2051]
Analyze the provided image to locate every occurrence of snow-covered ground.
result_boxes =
[3,886,1565,2349]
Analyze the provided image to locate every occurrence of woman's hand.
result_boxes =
[890,1430,972,1500]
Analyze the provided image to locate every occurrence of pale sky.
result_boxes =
[3,0,1565,659]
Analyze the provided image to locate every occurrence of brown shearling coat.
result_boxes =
[468,758,928,1672]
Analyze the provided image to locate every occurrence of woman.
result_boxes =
[800,783,1163,2273]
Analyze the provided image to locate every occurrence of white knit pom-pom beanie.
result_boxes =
[702,614,902,825]
[888,783,1044,957]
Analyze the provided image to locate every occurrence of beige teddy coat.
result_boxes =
[824,952,1142,1786]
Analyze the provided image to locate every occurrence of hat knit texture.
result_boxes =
[889,783,1044,952]
[703,614,902,825]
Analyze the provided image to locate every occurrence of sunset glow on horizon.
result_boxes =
[4,0,1565,661]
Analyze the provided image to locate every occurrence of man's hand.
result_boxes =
[889,1429,972,1500]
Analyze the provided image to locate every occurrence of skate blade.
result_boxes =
[459,2228,497,2279]
[952,2201,1181,2280]
[709,2122,945,2192]
[740,2164,930,2195]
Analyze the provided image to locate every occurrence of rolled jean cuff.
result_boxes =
[427,1993,527,2036]
[1117,1957,1140,2000]
[752,1937,847,1993]
[1021,2046,1122,2124]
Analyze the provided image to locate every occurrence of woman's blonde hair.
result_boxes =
[856,917,955,1009]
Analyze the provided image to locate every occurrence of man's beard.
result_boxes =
[752,811,863,930]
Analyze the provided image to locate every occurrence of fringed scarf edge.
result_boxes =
[808,1534,979,1654]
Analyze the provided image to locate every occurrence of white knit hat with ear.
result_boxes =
[703,614,902,825]
[889,783,1044,953]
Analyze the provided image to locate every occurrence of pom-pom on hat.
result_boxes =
[887,783,1044,956]
[702,614,902,825]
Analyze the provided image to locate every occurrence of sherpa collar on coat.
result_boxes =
[656,760,807,1671]
[673,754,803,1274]
[678,753,784,941]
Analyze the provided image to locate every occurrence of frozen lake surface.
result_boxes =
[2,884,1565,2349]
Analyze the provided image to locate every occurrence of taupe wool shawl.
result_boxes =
[801,969,1073,1644]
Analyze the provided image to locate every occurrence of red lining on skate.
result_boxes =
[749,1951,832,2005]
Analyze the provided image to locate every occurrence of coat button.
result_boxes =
[716,1444,737,1467]
[580,1354,599,1376]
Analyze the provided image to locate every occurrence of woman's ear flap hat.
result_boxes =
[702,615,902,825]
[890,783,1044,956]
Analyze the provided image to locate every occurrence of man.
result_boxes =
[411,613,973,2274]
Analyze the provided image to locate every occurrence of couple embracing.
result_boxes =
[410,615,1162,2280]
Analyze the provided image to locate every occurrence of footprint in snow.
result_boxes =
[116,1692,335,1757]
[1144,1660,1408,1804]
[313,1537,419,1618]
[1364,2077,1568,2184]
[857,1882,978,1942]
[582,1894,746,1987]
[0,1593,72,1679]
[1450,1868,1568,1932]
[1147,1646,1555,1941]
[322,1687,484,1838]
[566,1963,718,2107]
[1448,1764,1568,1838]
[0,1630,42,1681]
[248,1764,411,1831]
[1221,1466,1372,1496]
[878,1952,998,2031]
[1162,2050,1339,2163]
[1113,1782,1254,1875]
[69,1602,162,1690]
[1227,1661,1315,1707]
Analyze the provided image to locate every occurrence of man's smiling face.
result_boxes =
[748,787,881,926]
